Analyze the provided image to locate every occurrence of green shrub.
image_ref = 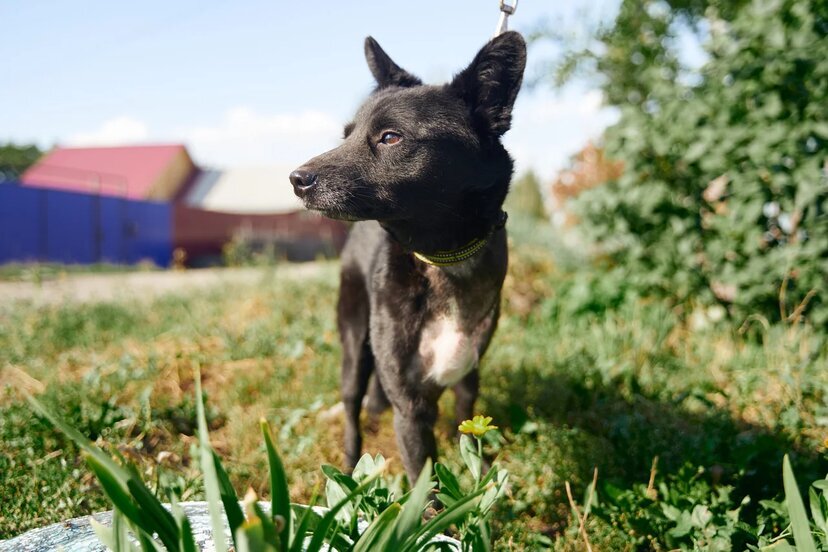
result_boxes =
[568,0,828,324]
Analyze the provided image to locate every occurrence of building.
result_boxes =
[0,145,346,266]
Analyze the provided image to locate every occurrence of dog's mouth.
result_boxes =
[313,207,361,222]
[299,186,375,222]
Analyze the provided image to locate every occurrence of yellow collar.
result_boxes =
[412,211,508,267]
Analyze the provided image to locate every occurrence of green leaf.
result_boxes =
[809,487,827,536]
[812,480,828,491]
[261,418,293,551]
[212,449,245,549]
[459,435,481,482]
[26,393,132,485]
[434,464,462,500]
[171,496,198,552]
[400,486,487,552]
[235,518,277,552]
[254,500,282,546]
[393,460,434,544]
[289,502,322,552]
[85,454,162,547]
[90,510,139,552]
[304,473,382,552]
[126,478,180,550]
[353,503,402,552]
[783,454,817,552]
[179,516,198,552]
[194,364,228,552]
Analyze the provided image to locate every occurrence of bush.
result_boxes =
[569,0,828,324]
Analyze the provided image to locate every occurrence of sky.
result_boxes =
[1,1,624,181]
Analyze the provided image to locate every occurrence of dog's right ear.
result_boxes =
[365,36,422,89]
[450,31,526,137]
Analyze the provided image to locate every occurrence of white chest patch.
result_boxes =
[419,314,478,387]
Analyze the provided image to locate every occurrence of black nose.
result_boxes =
[289,169,317,197]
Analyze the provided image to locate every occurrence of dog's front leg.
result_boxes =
[453,368,480,434]
[391,400,439,483]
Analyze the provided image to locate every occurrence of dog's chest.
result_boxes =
[417,303,480,387]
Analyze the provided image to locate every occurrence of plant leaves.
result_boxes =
[783,454,817,552]
[261,418,293,551]
[393,459,434,544]
[353,503,402,552]
[194,364,229,552]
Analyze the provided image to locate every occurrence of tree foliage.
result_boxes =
[0,142,43,181]
[551,0,828,324]
[506,171,547,221]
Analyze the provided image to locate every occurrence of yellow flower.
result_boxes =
[458,415,498,437]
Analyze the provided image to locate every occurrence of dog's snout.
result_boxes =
[289,169,318,197]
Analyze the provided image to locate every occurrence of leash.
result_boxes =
[494,0,518,36]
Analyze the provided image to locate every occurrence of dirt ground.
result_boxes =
[0,263,327,305]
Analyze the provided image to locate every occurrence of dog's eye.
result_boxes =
[379,132,402,146]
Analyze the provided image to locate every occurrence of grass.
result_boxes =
[0,261,159,282]
[1,223,827,549]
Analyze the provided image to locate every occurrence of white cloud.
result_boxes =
[61,91,616,182]
[63,108,342,169]
[177,107,342,168]
[67,116,150,146]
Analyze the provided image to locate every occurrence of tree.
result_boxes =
[0,142,43,181]
[543,0,828,323]
[505,171,547,221]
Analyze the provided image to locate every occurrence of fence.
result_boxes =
[0,183,173,266]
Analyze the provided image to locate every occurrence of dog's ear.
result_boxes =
[365,36,422,89]
[450,31,526,137]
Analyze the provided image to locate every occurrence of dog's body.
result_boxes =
[290,32,526,481]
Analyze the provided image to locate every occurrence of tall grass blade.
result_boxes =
[212,449,245,549]
[90,510,139,552]
[393,460,433,543]
[783,454,817,552]
[85,454,167,547]
[304,474,382,551]
[289,500,322,552]
[261,418,293,551]
[809,487,828,538]
[171,496,199,552]
[27,393,131,484]
[352,503,401,552]
[179,516,198,552]
[194,364,229,552]
[126,478,181,548]
[400,486,487,552]
[113,508,132,552]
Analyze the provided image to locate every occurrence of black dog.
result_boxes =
[290,32,526,482]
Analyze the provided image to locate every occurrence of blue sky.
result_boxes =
[1,1,624,180]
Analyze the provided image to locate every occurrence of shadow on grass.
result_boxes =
[482,363,827,535]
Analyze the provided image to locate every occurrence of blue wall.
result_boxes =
[0,184,173,266]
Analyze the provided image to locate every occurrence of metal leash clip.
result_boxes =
[495,0,518,36]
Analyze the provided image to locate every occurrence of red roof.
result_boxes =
[21,145,190,200]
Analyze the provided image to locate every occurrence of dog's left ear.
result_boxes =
[365,36,423,89]
[450,31,526,137]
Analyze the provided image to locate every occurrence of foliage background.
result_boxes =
[544,0,828,325]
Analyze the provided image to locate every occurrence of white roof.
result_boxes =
[184,166,303,214]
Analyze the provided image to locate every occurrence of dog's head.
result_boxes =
[290,32,526,223]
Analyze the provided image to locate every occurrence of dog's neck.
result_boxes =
[379,208,506,262]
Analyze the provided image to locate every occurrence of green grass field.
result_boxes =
[1,229,826,549]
